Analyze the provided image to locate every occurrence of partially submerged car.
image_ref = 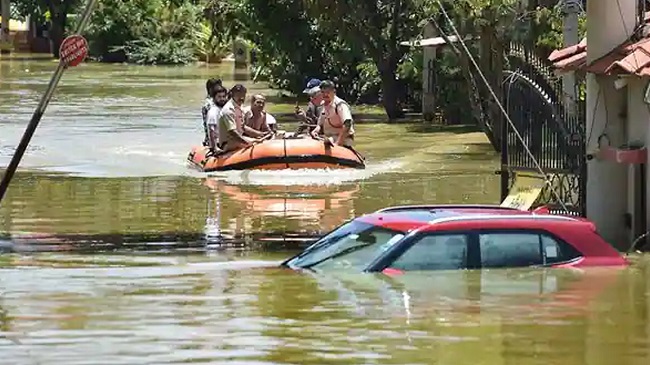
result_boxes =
[281,205,629,274]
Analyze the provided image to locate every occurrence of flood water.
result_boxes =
[1,56,649,364]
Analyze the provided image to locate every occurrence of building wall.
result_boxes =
[626,78,650,246]
[585,0,638,250]
[586,74,630,248]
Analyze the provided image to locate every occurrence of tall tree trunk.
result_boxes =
[47,1,70,58]
[49,16,64,58]
[479,20,503,151]
[378,0,405,121]
[378,61,403,121]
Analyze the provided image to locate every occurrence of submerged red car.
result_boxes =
[281,204,629,273]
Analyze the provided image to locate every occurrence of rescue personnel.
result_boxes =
[310,80,355,148]
[217,84,260,152]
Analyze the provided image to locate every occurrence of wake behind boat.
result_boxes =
[187,137,365,172]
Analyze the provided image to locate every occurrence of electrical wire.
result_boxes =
[434,0,570,213]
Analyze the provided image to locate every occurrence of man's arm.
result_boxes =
[310,114,323,138]
[243,125,265,138]
[221,110,253,144]
[335,103,353,146]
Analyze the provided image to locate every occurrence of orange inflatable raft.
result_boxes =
[187,137,365,172]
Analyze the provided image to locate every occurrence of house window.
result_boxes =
[479,231,581,268]
[389,234,468,271]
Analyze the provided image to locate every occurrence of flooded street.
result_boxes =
[1,57,650,364]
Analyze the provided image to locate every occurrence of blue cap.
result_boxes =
[302,78,322,94]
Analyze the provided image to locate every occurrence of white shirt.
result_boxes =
[206,105,222,126]
[206,105,222,142]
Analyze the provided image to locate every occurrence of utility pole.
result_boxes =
[562,0,581,113]
[0,0,11,54]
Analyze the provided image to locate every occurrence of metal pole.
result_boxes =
[0,0,98,204]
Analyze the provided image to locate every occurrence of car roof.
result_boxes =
[357,204,585,230]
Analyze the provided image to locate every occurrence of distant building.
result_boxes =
[0,15,52,53]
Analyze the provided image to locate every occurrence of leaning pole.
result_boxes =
[0,0,98,204]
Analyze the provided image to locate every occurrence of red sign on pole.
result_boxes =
[59,35,88,67]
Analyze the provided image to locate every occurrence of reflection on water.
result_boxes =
[0,170,497,252]
[0,259,649,364]
[204,179,359,244]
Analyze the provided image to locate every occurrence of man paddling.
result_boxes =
[217,84,260,152]
[310,80,355,148]
[295,78,324,135]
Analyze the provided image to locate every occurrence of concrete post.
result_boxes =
[422,21,437,122]
[233,38,250,82]
[585,0,637,249]
[0,0,11,54]
[562,0,581,112]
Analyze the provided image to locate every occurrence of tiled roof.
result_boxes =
[548,12,650,76]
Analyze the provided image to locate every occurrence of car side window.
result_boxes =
[389,234,468,271]
[541,234,582,264]
[479,232,581,268]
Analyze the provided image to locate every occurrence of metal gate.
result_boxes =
[500,44,586,216]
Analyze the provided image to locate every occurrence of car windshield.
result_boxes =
[286,220,405,271]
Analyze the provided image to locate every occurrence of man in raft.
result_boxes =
[310,80,355,148]
[217,84,261,152]
[242,94,278,137]
[205,83,229,152]
[202,78,221,146]
[295,78,324,135]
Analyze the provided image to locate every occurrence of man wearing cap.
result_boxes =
[295,78,324,135]
[218,84,260,151]
[310,80,355,148]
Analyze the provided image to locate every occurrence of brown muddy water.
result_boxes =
[1,56,649,364]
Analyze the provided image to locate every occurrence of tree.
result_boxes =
[419,0,529,151]
[301,0,425,120]
[13,0,81,57]
[239,0,366,100]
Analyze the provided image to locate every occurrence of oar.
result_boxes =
[0,0,98,205]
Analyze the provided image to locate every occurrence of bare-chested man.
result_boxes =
[242,94,277,137]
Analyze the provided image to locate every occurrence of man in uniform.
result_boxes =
[310,80,355,147]
[217,84,260,151]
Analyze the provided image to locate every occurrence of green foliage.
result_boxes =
[534,3,586,51]
[85,0,158,61]
[192,21,230,62]
[119,38,197,65]
[241,0,366,100]
[300,0,427,117]
[12,0,578,113]
[85,0,208,64]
